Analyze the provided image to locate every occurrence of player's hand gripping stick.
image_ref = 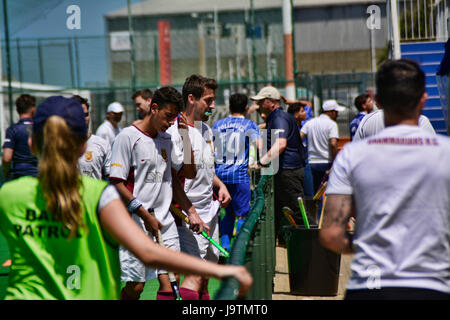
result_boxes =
[149,209,182,300]
[169,205,230,258]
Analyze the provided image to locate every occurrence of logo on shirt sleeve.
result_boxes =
[84,151,93,162]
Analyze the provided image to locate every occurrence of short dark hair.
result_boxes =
[229,93,248,114]
[376,59,425,118]
[132,88,153,101]
[287,102,305,115]
[182,74,217,107]
[15,94,36,115]
[354,94,370,112]
[71,95,89,110]
[151,86,183,113]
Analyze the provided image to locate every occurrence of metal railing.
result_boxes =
[214,172,275,300]
[393,0,448,42]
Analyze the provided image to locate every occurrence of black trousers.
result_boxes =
[274,167,306,242]
[345,287,450,300]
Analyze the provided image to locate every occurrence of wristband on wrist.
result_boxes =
[257,159,270,167]
[127,198,142,214]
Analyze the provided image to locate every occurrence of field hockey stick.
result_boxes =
[282,207,299,228]
[149,209,182,300]
[313,171,330,201]
[297,197,310,229]
[313,182,327,200]
[169,205,230,258]
[318,195,327,229]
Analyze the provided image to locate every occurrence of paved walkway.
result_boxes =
[272,246,353,300]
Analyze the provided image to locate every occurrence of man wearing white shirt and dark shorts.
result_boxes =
[109,86,205,300]
[320,59,450,300]
[300,100,345,194]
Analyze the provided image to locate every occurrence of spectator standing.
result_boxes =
[251,86,308,242]
[212,93,261,252]
[2,94,38,181]
[350,93,375,140]
[300,99,345,194]
[287,101,314,199]
[96,102,124,146]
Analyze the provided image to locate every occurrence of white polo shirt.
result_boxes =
[300,113,339,164]
[327,125,450,294]
[78,134,111,179]
[109,125,182,239]
[167,121,216,223]
[353,109,436,141]
[96,120,122,147]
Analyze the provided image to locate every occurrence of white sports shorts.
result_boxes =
[120,213,180,282]
[177,213,219,263]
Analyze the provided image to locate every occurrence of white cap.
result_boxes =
[250,86,281,101]
[322,100,345,112]
[107,102,124,113]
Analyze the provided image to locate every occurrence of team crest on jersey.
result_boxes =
[84,151,93,161]
[161,148,168,161]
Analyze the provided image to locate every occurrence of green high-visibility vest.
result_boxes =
[0,176,120,300]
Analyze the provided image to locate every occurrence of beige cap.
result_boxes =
[250,86,281,101]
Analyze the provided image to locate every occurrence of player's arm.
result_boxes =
[258,137,287,166]
[319,194,354,254]
[102,143,112,179]
[110,179,161,237]
[329,137,338,161]
[176,113,197,179]
[2,148,13,180]
[171,168,207,234]
[259,117,289,166]
[213,175,231,208]
[99,198,252,296]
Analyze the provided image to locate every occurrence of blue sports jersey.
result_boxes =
[2,118,38,179]
[301,105,313,126]
[349,112,366,140]
[213,116,260,184]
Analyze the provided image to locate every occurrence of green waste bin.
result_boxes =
[284,226,341,296]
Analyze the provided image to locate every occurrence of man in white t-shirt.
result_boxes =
[73,95,111,180]
[95,101,124,146]
[170,74,231,300]
[353,108,436,140]
[300,99,345,193]
[109,87,205,300]
[320,59,450,300]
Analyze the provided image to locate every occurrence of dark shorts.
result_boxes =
[225,182,251,217]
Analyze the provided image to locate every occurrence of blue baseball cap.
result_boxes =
[33,95,87,137]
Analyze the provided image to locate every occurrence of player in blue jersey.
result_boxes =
[213,93,261,252]
[2,94,38,181]
[349,93,374,140]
